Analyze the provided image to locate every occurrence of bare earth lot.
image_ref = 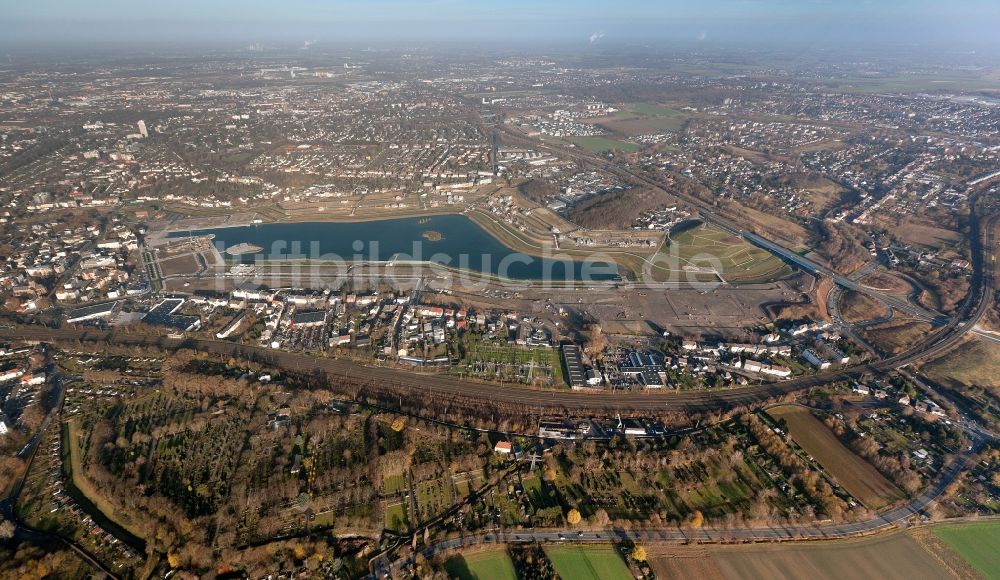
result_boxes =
[768,405,903,509]
[157,253,201,277]
[924,336,1000,397]
[839,289,890,323]
[861,320,935,356]
[895,221,962,249]
[648,528,967,580]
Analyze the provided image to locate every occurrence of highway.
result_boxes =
[499,127,957,326]
[741,232,948,324]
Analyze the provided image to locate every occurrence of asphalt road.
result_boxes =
[377,432,988,578]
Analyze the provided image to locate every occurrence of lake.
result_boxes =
[169,214,621,281]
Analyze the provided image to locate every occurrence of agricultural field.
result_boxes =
[895,221,962,249]
[544,544,632,580]
[599,115,687,136]
[931,521,1000,578]
[569,136,641,154]
[648,528,967,580]
[767,405,903,509]
[589,103,689,135]
[443,548,518,580]
[626,103,684,117]
[656,223,791,284]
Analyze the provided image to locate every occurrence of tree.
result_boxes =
[584,324,607,360]
[543,467,557,482]
[631,545,647,562]
[0,518,14,539]
[690,510,704,529]
[591,508,611,526]
[566,509,582,525]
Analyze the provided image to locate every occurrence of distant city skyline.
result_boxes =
[2,0,999,50]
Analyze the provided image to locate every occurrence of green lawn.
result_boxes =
[444,549,517,580]
[383,474,406,494]
[932,521,1000,579]
[569,136,640,154]
[544,544,632,580]
[384,502,408,531]
[662,223,791,283]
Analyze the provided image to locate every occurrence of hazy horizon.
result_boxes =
[2,0,999,52]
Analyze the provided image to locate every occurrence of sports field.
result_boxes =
[767,405,903,508]
[443,548,517,580]
[932,521,1000,578]
[544,544,632,580]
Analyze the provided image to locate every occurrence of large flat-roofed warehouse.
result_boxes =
[143,298,201,332]
[66,301,120,324]
[561,344,586,389]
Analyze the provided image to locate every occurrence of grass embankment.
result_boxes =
[64,419,146,540]
[838,289,889,323]
[767,405,903,509]
[469,209,656,280]
[861,321,935,356]
[661,223,791,284]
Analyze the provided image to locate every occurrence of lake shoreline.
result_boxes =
[168,214,623,282]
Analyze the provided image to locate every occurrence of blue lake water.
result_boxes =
[169,214,621,281]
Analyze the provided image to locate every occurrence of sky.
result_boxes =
[2,0,999,50]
